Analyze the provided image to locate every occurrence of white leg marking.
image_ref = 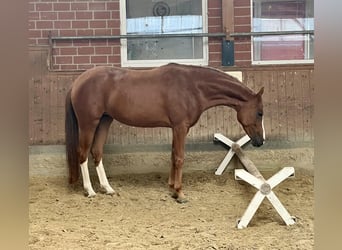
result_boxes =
[96,159,115,195]
[80,158,96,197]
[262,117,266,142]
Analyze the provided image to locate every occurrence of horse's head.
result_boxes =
[236,87,265,147]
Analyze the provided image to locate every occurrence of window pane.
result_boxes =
[253,0,314,62]
[125,0,204,61]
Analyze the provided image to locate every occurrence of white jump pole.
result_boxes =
[213,133,250,175]
[232,143,296,229]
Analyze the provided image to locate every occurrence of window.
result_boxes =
[120,0,208,67]
[252,0,314,64]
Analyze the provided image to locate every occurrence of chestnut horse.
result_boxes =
[65,63,265,203]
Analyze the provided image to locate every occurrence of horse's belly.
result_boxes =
[108,102,171,128]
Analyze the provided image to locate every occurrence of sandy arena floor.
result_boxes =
[29,148,314,250]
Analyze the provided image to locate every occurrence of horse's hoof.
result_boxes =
[86,192,96,198]
[171,192,178,199]
[106,190,116,196]
[176,197,188,204]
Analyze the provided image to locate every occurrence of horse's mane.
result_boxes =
[166,63,243,85]
[165,63,254,97]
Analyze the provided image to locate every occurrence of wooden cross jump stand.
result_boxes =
[214,133,296,229]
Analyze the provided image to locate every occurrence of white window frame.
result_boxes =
[251,0,314,65]
[120,0,208,67]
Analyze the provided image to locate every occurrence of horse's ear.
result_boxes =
[256,87,264,96]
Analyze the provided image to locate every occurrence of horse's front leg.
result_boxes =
[169,126,188,203]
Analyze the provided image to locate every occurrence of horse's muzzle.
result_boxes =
[251,137,264,147]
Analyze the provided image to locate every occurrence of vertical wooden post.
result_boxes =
[222,0,235,40]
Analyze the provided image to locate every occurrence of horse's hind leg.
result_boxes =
[78,122,99,198]
[91,115,115,195]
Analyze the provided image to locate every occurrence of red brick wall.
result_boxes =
[28,0,252,70]
[29,0,121,71]
[208,0,224,67]
[233,0,252,67]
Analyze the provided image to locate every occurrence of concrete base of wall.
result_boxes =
[29,143,314,178]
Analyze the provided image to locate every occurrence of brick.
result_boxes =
[234,7,251,16]
[208,26,222,33]
[74,56,90,64]
[54,41,72,47]
[55,56,72,64]
[234,25,251,33]
[234,0,250,8]
[28,12,39,20]
[71,3,87,11]
[54,20,71,29]
[60,64,78,71]
[111,28,120,36]
[234,16,250,26]
[108,55,121,64]
[111,10,120,19]
[208,17,222,26]
[95,46,112,55]
[76,12,93,20]
[209,43,222,53]
[60,47,77,55]
[58,12,75,20]
[73,40,91,47]
[72,21,89,29]
[53,3,71,11]
[108,19,120,28]
[78,64,93,71]
[107,2,120,10]
[94,29,112,36]
[90,20,106,29]
[36,21,53,29]
[112,45,121,55]
[60,29,77,36]
[77,29,94,36]
[235,60,250,67]
[94,11,111,20]
[208,8,221,18]
[40,12,58,20]
[78,47,94,55]
[235,51,251,61]
[36,3,53,11]
[42,29,58,37]
[208,0,221,9]
[28,30,41,39]
[235,42,251,52]
[91,55,107,64]
[91,40,108,46]
[28,21,36,30]
[89,2,106,11]
[209,52,222,62]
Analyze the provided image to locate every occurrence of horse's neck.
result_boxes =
[197,73,253,111]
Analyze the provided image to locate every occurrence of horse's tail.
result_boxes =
[65,89,79,184]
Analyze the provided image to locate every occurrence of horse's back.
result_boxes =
[70,64,203,127]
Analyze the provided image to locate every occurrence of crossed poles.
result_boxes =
[214,133,296,229]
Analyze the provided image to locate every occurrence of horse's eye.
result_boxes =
[257,111,263,117]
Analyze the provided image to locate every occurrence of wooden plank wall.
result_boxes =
[243,69,314,142]
[29,48,314,145]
